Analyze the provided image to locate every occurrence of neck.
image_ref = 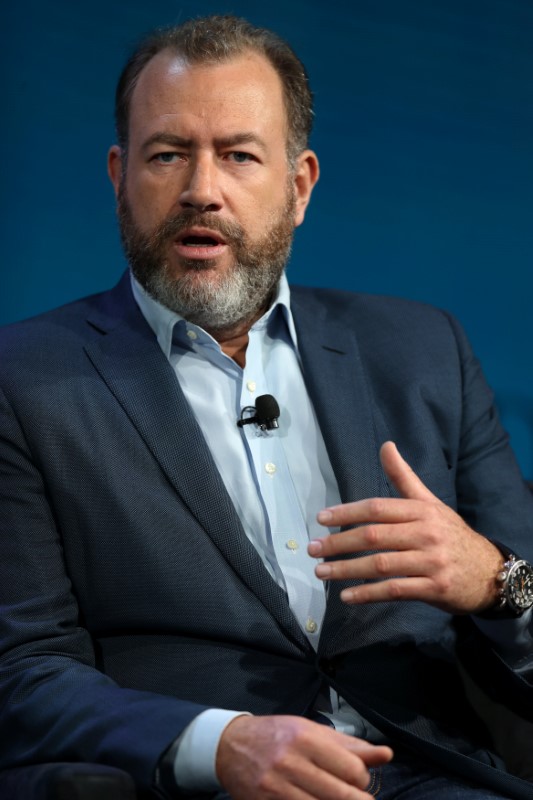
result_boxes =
[217,330,250,368]
[204,307,267,368]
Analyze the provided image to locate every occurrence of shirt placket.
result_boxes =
[241,326,326,647]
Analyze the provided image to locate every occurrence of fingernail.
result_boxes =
[315,564,331,578]
[317,509,333,524]
[340,588,355,602]
[308,540,323,556]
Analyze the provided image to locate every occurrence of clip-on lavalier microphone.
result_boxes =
[237,394,280,431]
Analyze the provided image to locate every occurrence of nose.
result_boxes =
[179,156,223,212]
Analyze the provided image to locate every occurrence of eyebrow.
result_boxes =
[141,131,269,154]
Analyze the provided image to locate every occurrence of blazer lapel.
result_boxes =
[84,278,310,652]
[291,288,383,505]
[291,289,389,656]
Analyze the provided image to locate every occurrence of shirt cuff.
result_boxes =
[173,708,251,791]
[473,607,533,673]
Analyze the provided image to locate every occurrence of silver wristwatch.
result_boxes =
[495,553,533,615]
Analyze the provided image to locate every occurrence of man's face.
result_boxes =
[108,50,318,333]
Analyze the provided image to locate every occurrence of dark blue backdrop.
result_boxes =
[3,0,533,476]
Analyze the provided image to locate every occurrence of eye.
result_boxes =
[227,151,255,164]
[153,152,181,164]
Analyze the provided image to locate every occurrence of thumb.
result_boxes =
[380,441,434,501]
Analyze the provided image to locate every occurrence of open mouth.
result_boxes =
[181,235,221,247]
[173,229,228,260]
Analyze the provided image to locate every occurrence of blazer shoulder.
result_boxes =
[289,284,458,331]
[288,284,474,369]
[0,273,135,379]
[0,273,133,343]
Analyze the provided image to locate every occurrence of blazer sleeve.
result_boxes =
[442,312,533,678]
[444,311,533,558]
[0,384,208,793]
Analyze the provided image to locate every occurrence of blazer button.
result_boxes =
[319,657,337,678]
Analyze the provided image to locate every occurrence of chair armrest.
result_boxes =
[0,762,137,799]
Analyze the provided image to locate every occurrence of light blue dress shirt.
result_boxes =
[131,273,533,792]
[132,273,339,643]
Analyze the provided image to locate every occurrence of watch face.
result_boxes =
[507,561,533,610]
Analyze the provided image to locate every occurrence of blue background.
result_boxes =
[3,0,533,476]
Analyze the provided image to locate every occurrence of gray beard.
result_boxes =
[140,254,284,333]
[117,187,296,335]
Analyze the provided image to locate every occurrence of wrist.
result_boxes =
[477,541,533,619]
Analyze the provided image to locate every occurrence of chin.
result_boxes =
[171,256,229,275]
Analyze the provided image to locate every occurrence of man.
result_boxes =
[0,14,532,800]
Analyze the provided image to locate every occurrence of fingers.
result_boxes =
[316,496,420,530]
[313,544,437,605]
[309,520,432,561]
[309,442,500,614]
[339,576,435,605]
[311,441,442,554]
[216,715,393,800]
[314,442,437,532]
[347,741,394,767]
[295,738,393,799]
[379,441,434,502]
[314,547,430,582]
[291,744,374,799]
[308,441,469,612]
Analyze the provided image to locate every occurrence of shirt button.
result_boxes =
[265,462,277,475]
[187,329,198,340]
[286,539,299,551]
[305,618,318,634]
[246,380,257,393]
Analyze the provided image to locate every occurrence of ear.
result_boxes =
[107,145,124,198]
[292,149,319,227]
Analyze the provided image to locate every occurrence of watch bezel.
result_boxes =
[504,558,533,613]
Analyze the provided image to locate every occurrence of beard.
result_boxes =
[117,183,296,334]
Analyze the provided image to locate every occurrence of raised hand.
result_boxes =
[308,441,503,615]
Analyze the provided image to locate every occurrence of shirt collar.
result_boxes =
[130,271,299,359]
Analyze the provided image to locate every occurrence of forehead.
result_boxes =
[128,49,288,143]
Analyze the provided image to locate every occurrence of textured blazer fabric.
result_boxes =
[0,272,532,797]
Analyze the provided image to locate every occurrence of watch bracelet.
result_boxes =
[476,539,525,619]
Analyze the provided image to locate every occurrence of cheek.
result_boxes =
[238,182,288,224]
[125,176,174,227]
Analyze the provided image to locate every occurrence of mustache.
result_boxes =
[149,210,246,248]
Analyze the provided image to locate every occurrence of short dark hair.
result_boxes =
[115,15,314,164]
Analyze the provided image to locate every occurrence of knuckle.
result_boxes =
[387,579,406,599]
[434,574,452,595]
[276,752,295,775]
[426,549,448,573]
[374,552,390,576]
[425,527,441,546]
[261,755,293,787]
[432,553,448,571]
[296,728,314,747]
[258,775,290,798]
[257,771,277,793]
[364,524,381,547]
[367,497,385,517]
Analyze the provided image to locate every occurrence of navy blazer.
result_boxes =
[0,273,532,797]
